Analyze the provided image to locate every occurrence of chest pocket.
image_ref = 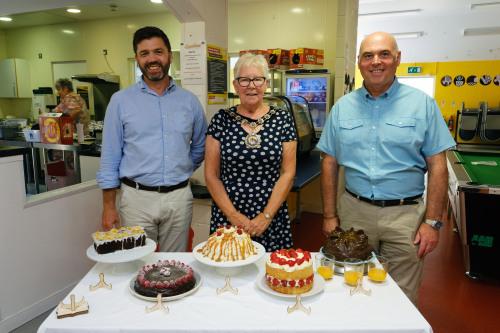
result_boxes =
[339,119,364,143]
[384,118,416,143]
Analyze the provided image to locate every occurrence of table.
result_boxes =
[38,252,432,333]
[446,148,500,278]
[291,150,322,222]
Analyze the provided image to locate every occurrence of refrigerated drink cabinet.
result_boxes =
[283,69,332,136]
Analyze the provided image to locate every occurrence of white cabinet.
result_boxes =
[80,155,100,183]
[0,58,32,98]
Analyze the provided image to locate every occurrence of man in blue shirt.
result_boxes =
[317,31,456,306]
[97,26,207,252]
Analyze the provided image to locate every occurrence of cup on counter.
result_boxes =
[315,253,335,281]
[76,123,84,143]
[343,258,364,286]
[367,255,389,283]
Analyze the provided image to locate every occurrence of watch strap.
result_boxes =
[424,219,443,230]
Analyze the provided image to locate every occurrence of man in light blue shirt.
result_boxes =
[317,32,455,305]
[97,26,207,252]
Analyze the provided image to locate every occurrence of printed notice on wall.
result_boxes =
[180,41,206,85]
[207,45,227,105]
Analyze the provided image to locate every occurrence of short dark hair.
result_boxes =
[133,26,171,54]
[55,78,73,92]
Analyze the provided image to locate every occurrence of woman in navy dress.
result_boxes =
[205,53,297,252]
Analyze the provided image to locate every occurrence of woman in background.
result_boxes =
[54,78,89,137]
[204,53,297,251]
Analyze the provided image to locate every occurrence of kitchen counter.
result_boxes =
[0,145,29,157]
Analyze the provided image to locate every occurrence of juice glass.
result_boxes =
[315,253,335,281]
[367,255,389,283]
[343,258,364,286]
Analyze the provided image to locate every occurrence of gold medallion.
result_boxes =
[244,131,261,149]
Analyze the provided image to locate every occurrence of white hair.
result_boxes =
[234,52,269,79]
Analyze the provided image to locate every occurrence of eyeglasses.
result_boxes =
[235,77,267,87]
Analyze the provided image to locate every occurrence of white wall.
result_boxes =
[0,155,102,332]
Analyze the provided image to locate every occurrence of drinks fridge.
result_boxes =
[283,69,332,136]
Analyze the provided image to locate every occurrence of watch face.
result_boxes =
[434,221,443,230]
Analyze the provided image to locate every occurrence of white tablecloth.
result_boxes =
[38,252,432,333]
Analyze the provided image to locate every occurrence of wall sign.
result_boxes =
[454,75,465,87]
[467,75,478,86]
[407,66,422,74]
[441,76,452,86]
[480,75,491,85]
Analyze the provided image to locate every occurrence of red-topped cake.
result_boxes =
[198,224,257,262]
[265,248,314,294]
[133,260,196,297]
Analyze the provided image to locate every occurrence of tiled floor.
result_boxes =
[291,211,500,333]
[13,211,500,333]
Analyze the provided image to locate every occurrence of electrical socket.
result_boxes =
[103,49,107,55]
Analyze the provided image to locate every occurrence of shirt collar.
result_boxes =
[139,76,175,96]
[362,76,400,100]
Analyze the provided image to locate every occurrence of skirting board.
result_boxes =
[0,282,77,332]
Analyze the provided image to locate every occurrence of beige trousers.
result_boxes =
[339,192,426,306]
[118,184,193,252]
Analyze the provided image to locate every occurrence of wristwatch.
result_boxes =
[263,212,272,220]
[423,219,443,231]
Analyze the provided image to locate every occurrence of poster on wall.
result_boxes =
[76,86,89,109]
[207,45,227,105]
[180,41,207,85]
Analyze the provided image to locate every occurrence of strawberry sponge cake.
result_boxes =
[265,248,314,294]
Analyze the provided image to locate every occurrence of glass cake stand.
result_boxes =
[86,238,156,274]
[319,247,374,275]
[192,241,266,276]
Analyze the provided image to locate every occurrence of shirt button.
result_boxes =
[371,168,375,171]
[163,115,166,118]
[349,124,352,128]
[398,121,403,125]
[164,134,167,138]
[371,147,375,151]
[372,126,376,129]
[375,106,379,109]
[165,155,168,159]
[372,186,375,189]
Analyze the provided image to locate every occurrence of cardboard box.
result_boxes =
[22,129,41,142]
[239,49,268,57]
[45,161,77,191]
[289,48,324,69]
[267,49,290,69]
[39,113,73,145]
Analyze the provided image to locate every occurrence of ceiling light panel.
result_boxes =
[359,9,422,18]
[470,2,500,10]
[463,26,500,36]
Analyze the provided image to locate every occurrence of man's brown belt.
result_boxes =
[121,177,189,193]
[346,188,422,207]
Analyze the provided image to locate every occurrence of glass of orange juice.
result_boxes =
[367,255,389,283]
[343,258,364,286]
[315,253,335,281]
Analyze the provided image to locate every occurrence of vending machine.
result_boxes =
[283,69,332,136]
